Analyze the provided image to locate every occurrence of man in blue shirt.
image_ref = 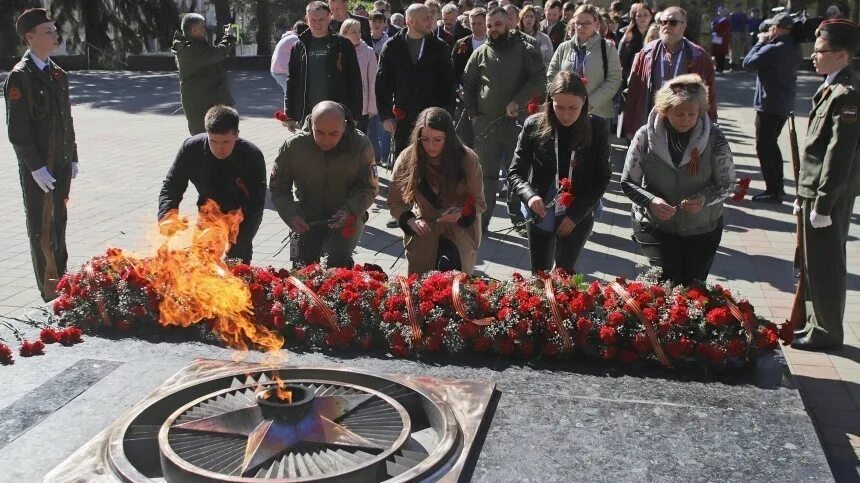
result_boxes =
[742,13,802,202]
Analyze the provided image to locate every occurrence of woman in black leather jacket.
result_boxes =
[508,71,611,273]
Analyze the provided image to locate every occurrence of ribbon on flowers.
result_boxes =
[452,273,495,327]
[609,281,673,369]
[723,296,754,344]
[284,276,340,334]
[541,275,573,352]
[396,276,422,344]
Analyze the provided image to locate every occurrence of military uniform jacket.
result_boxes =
[3,52,78,172]
[799,66,860,215]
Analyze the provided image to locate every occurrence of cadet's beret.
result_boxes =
[816,18,860,52]
[16,8,52,37]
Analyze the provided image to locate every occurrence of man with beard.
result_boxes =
[434,3,472,51]
[462,7,545,233]
[543,0,565,51]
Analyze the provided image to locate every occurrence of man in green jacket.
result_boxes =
[269,101,378,268]
[4,8,78,301]
[792,19,860,351]
[172,13,237,135]
[462,6,546,233]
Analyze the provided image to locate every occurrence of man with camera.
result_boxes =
[172,13,237,135]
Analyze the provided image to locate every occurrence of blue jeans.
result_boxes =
[367,115,390,164]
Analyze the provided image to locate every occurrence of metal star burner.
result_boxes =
[46,359,496,482]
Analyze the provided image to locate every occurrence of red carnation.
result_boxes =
[527,95,541,114]
[59,327,83,345]
[732,177,751,201]
[599,325,617,345]
[607,311,625,326]
[461,195,476,217]
[576,317,593,333]
[39,327,59,344]
[115,319,132,331]
[778,322,794,346]
[340,212,358,238]
[391,342,409,357]
[514,319,530,336]
[19,339,45,357]
[274,110,288,122]
[558,177,572,192]
[705,307,733,326]
[641,307,659,323]
[392,106,407,121]
[0,343,12,365]
[557,192,574,209]
[757,326,779,349]
[669,305,688,325]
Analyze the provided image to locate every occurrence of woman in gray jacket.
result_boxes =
[621,74,736,286]
[546,4,622,120]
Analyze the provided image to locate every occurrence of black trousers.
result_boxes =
[633,218,723,286]
[755,112,788,194]
[527,214,594,273]
[715,54,727,73]
[19,162,71,301]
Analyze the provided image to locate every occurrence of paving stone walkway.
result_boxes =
[0,69,858,480]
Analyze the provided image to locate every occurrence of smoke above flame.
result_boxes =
[108,200,284,353]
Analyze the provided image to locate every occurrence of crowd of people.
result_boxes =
[4,4,860,352]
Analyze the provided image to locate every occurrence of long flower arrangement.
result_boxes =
[4,248,793,370]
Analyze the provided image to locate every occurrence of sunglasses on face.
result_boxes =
[658,19,683,27]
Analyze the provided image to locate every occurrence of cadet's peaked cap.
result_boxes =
[16,8,52,37]
[816,18,860,52]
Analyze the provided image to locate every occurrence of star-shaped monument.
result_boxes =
[172,390,397,475]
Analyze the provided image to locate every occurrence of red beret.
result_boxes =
[816,18,860,51]
[16,8,52,37]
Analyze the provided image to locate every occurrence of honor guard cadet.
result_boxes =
[3,8,79,301]
[792,19,860,351]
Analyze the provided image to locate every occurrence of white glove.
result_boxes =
[31,166,56,193]
[792,199,801,216]
[71,162,79,179]
[809,209,832,229]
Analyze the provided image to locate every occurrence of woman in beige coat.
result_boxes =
[387,107,486,274]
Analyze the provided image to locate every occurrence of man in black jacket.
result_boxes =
[376,3,456,158]
[284,2,362,127]
[543,0,565,51]
[435,3,472,52]
[158,106,266,264]
[330,0,372,45]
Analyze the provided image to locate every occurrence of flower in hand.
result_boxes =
[437,206,462,223]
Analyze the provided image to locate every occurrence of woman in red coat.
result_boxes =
[711,7,731,72]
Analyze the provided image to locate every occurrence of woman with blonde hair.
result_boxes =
[548,4,622,120]
[340,19,377,134]
[621,74,736,286]
[387,108,486,274]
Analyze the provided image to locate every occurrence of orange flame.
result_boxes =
[261,372,292,403]
[108,199,284,353]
